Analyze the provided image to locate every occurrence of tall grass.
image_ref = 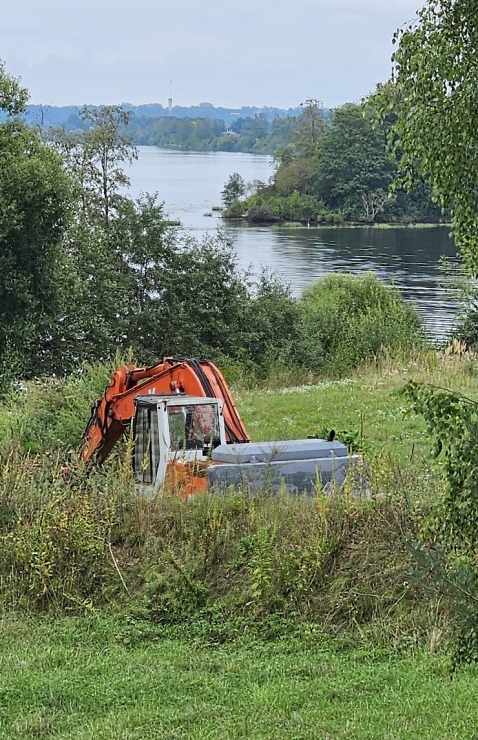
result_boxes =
[0,442,440,650]
[1,348,475,645]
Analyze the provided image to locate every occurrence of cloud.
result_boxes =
[1,1,422,108]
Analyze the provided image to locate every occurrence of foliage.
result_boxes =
[266,100,325,201]
[314,104,394,221]
[446,270,478,351]
[373,1,478,272]
[259,191,322,222]
[0,62,73,387]
[295,99,328,157]
[272,156,317,198]
[3,350,477,658]
[0,445,137,610]
[226,99,443,225]
[1,491,110,609]
[0,438,419,633]
[108,198,253,362]
[295,272,424,376]
[36,221,132,374]
[0,77,430,386]
[453,308,478,350]
[35,193,263,375]
[221,172,246,207]
[0,342,447,465]
[0,360,115,456]
[49,104,137,226]
[127,111,297,154]
[401,380,478,666]
[131,114,225,151]
[238,272,301,375]
[0,59,28,115]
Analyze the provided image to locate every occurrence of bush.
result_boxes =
[222,200,245,218]
[452,288,478,349]
[295,272,424,376]
[246,204,279,223]
[0,274,425,465]
[0,449,134,609]
[256,193,324,222]
[0,359,118,456]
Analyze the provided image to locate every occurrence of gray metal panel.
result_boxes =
[207,455,360,493]
[211,438,348,463]
[135,394,176,409]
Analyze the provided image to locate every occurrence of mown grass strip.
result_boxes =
[0,616,477,739]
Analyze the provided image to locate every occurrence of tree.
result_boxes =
[240,271,300,373]
[50,105,137,226]
[36,221,130,374]
[33,106,139,373]
[315,103,394,220]
[372,2,478,665]
[109,195,252,361]
[0,62,72,384]
[374,1,478,272]
[270,100,327,198]
[0,60,28,115]
[296,99,327,156]
[221,173,246,208]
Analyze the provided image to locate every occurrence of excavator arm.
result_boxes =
[81,357,250,464]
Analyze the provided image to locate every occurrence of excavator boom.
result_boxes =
[81,357,250,464]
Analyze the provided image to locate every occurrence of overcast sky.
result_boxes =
[2,1,420,110]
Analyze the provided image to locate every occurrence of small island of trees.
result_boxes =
[221,99,446,226]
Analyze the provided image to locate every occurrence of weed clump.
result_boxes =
[0,445,433,649]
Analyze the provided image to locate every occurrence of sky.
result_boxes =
[2,1,420,110]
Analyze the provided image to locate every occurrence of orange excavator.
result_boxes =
[81,357,250,494]
[82,356,360,496]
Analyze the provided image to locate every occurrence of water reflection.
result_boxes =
[225,224,458,339]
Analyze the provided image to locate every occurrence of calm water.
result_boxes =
[125,147,458,339]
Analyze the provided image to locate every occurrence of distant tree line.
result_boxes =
[127,112,298,154]
[10,103,311,156]
[8,102,301,130]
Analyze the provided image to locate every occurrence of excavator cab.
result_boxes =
[132,395,226,491]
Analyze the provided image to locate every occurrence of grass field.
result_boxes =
[236,352,472,451]
[1,615,478,739]
[2,352,478,738]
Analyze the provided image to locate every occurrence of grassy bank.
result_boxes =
[1,350,472,623]
[1,351,478,736]
[1,614,478,739]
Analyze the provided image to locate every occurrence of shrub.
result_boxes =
[0,449,132,609]
[222,200,245,218]
[246,204,279,224]
[452,301,478,349]
[0,358,118,456]
[0,452,426,645]
[295,272,424,376]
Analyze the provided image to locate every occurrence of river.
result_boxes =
[125,146,458,340]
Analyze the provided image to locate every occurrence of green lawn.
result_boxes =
[1,615,477,739]
[3,356,478,738]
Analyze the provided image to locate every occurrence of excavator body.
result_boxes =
[82,357,362,496]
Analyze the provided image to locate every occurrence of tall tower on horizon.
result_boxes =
[168,80,173,111]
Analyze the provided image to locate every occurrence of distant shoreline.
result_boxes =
[222,217,451,230]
